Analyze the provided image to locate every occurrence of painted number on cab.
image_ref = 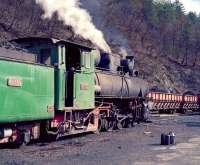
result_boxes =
[7,78,22,87]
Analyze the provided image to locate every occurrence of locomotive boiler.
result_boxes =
[94,51,149,99]
[95,71,149,98]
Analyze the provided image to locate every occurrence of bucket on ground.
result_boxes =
[161,132,175,145]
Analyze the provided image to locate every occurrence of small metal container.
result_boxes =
[161,133,166,145]
[165,134,171,145]
[169,132,176,145]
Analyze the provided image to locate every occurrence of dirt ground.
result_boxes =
[1,113,200,165]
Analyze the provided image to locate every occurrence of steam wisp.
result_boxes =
[35,0,111,53]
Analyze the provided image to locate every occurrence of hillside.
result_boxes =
[0,0,200,93]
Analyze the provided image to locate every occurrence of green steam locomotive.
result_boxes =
[0,37,149,145]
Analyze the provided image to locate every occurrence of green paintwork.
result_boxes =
[0,59,54,123]
[73,72,95,109]
[12,38,95,112]
[55,44,95,111]
[54,69,65,110]
[73,51,95,109]
[54,45,66,110]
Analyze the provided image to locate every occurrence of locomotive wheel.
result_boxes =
[107,120,113,131]
[14,131,31,147]
[123,119,129,128]
[49,133,59,142]
[130,119,135,127]
[45,127,59,142]
[117,121,123,129]
[104,118,109,131]
[104,114,117,131]
[111,121,118,130]
[97,117,109,132]
[118,119,129,129]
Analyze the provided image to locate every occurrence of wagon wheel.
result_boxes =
[181,108,187,114]
[170,109,175,114]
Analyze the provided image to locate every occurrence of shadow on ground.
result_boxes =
[185,122,200,127]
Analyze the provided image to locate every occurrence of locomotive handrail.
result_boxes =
[70,69,95,74]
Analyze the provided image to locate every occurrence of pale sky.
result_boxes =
[156,0,200,14]
[171,0,200,14]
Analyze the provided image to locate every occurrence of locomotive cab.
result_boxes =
[12,37,95,111]
[10,37,99,139]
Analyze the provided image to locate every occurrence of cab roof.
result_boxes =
[11,37,94,50]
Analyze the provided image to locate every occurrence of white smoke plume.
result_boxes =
[35,0,111,53]
[119,47,128,58]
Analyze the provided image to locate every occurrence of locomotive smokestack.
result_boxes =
[35,0,111,53]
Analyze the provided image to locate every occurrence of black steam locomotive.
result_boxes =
[94,51,149,130]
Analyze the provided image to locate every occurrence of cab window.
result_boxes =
[38,48,51,65]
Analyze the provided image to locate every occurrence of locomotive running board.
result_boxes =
[57,130,93,138]
[62,107,86,112]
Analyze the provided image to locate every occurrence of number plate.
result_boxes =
[80,83,89,90]
[7,78,22,87]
